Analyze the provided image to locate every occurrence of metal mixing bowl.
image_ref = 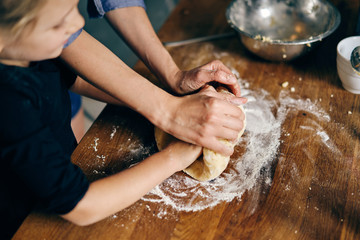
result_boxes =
[226,0,341,61]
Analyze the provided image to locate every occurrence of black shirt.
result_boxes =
[0,60,89,239]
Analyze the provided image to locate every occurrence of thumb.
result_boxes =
[200,84,216,93]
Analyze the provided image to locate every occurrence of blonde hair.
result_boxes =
[0,0,47,40]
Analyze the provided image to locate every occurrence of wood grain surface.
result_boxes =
[13,0,360,239]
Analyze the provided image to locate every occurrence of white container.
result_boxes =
[336,36,360,94]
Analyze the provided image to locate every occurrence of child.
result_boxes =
[0,0,245,238]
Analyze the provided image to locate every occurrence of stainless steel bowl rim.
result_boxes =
[225,0,341,45]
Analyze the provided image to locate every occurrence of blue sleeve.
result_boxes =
[63,28,82,48]
[64,1,146,48]
[88,0,146,18]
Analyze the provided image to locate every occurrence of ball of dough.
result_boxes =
[154,88,246,181]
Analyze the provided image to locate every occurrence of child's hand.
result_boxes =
[171,60,241,97]
[158,85,246,156]
[163,140,202,172]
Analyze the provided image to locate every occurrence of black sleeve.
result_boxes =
[0,87,89,214]
[53,58,78,89]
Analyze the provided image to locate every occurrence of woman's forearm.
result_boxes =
[105,7,180,92]
[105,7,242,96]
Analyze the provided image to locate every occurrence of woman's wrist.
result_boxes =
[143,89,175,131]
[155,60,182,94]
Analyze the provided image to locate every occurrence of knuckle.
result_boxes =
[205,97,218,108]
[204,111,217,123]
[195,134,210,148]
[237,108,245,118]
[194,134,203,145]
[194,70,202,79]
[211,59,222,65]
[200,123,212,136]
[213,70,223,79]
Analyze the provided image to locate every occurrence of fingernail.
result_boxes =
[230,97,247,105]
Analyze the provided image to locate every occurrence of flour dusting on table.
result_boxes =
[139,72,338,214]
[136,82,287,213]
[101,46,343,220]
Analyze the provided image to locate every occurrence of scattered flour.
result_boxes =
[97,46,345,220]
[142,82,282,212]
[141,78,338,215]
[91,137,99,152]
[110,125,119,140]
[96,155,106,167]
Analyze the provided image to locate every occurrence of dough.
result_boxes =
[154,88,246,181]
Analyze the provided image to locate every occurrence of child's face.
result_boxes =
[0,0,84,66]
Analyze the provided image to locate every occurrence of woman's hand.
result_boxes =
[171,60,241,97]
[158,85,246,156]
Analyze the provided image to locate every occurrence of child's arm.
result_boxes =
[105,6,241,96]
[60,141,201,226]
[61,31,246,156]
[69,76,125,106]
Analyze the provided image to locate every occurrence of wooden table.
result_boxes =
[13,0,360,239]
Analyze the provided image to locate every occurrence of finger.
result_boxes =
[203,60,237,81]
[223,103,246,121]
[194,116,245,156]
[199,69,237,85]
[189,61,241,96]
[198,84,221,97]
[213,63,242,97]
[207,60,243,97]
[229,96,247,105]
[201,84,216,92]
[198,91,246,120]
[196,60,235,80]
[199,136,234,156]
[215,87,247,105]
[200,101,245,136]
[202,60,232,74]
[202,98,245,125]
[199,85,233,100]
[227,82,242,97]
[216,125,243,142]
[197,68,243,97]
[211,92,247,107]
[223,113,246,131]
[211,111,245,139]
